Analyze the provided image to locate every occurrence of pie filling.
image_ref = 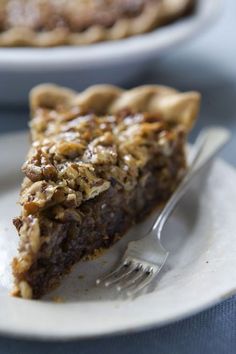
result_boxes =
[12,104,187,299]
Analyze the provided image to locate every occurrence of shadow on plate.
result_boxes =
[0,172,22,194]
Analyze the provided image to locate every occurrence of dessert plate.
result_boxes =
[0,131,236,340]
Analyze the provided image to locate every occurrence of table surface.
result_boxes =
[0,0,236,353]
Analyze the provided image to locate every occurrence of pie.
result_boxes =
[0,0,195,46]
[12,83,200,299]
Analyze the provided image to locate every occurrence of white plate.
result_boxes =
[0,0,221,104]
[0,131,236,340]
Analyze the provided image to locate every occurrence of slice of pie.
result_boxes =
[12,84,200,299]
[0,0,195,46]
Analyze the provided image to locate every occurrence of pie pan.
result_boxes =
[0,0,221,104]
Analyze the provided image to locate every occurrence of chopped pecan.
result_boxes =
[22,148,57,182]
[13,217,23,232]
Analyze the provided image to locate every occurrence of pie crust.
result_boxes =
[12,83,200,299]
[0,0,195,46]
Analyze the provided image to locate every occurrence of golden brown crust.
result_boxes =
[0,0,194,47]
[30,83,201,131]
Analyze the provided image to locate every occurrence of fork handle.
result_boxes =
[152,127,231,239]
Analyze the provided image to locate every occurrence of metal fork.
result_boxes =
[96,127,230,297]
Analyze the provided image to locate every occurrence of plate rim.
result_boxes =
[0,288,235,341]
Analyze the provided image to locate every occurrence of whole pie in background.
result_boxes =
[0,0,195,46]
[12,83,200,299]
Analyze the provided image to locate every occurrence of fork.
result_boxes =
[96,127,231,297]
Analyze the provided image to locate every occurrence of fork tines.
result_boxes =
[96,259,155,296]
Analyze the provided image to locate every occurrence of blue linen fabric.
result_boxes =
[0,0,236,353]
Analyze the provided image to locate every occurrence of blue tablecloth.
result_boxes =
[0,0,236,353]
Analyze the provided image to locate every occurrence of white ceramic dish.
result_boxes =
[0,0,221,104]
[0,131,236,340]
